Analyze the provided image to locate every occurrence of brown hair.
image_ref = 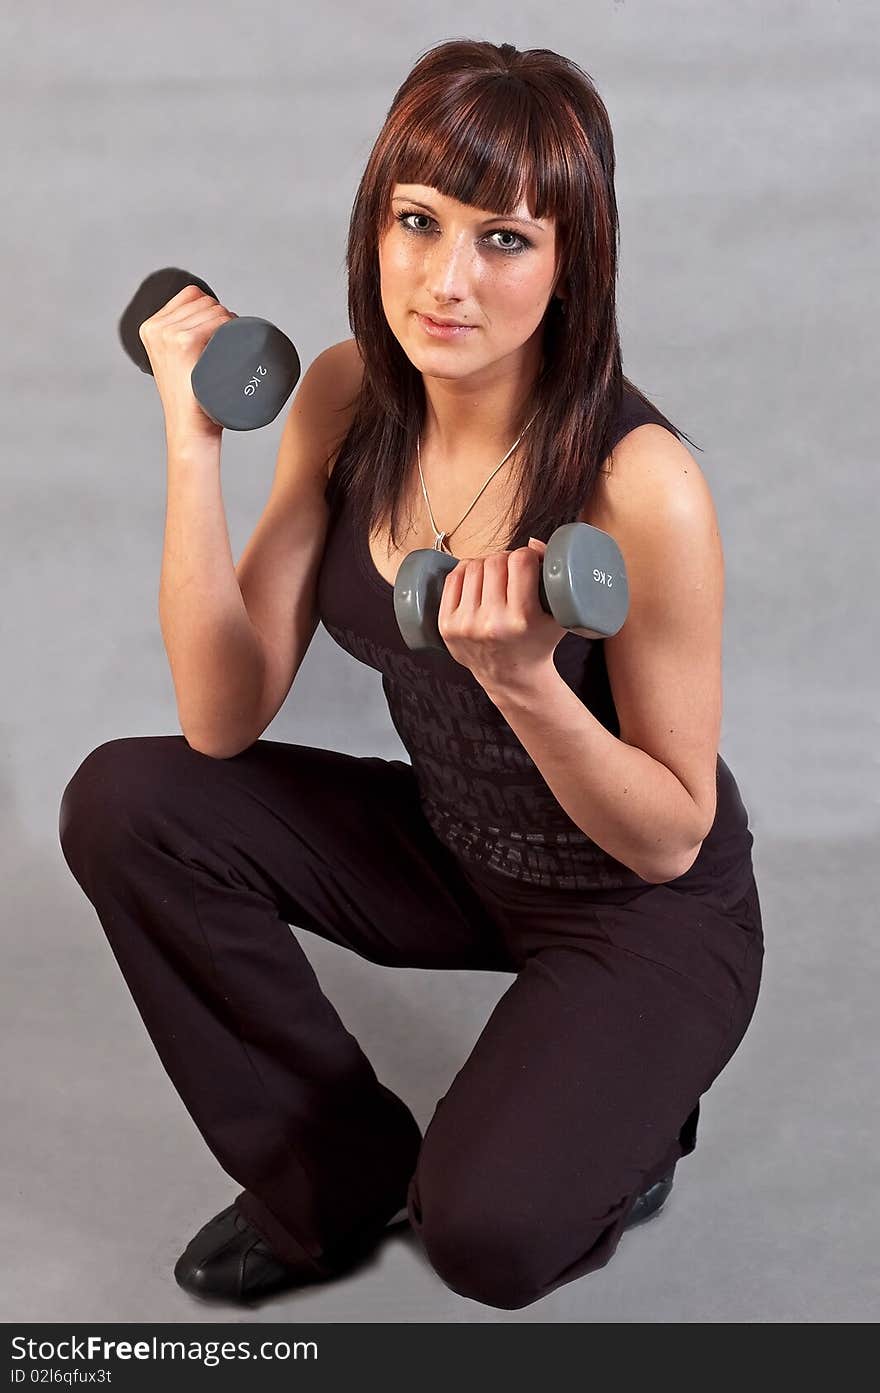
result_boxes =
[332,38,699,553]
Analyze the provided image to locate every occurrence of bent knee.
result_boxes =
[410,1167,620,1310]
[417,1201,603,1311]
[59,735,195,869]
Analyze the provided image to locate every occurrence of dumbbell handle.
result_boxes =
[394,549,551,652]
[393,522,629,653]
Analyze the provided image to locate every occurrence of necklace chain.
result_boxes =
[415,410,539,553]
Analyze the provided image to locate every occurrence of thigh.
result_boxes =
[59,734,513,972]
[408,882,763,1303]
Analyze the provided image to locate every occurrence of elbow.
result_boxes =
[644,799,713,884]
[646,840,704,886]
[179,712,263,761]
[183,733,251,760]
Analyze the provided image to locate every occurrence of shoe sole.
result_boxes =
[623,1173,674,1230]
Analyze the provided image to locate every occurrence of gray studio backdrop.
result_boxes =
[2,0,877,1323]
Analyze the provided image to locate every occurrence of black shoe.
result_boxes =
[174,1202,407,1304]
[622,1170,675,1230]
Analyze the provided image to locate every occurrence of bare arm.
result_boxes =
[158,438,266,757]
[158,339,362,758]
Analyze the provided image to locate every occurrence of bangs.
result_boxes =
[383,80,567,224]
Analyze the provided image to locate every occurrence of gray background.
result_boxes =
[3,0,877,1323]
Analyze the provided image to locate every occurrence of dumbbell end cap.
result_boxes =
[119,268,217,375]
[393,548,460,651]
[190,317,301,430]
[544,521,630,640]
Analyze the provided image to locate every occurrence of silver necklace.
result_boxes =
[415,410,539,553]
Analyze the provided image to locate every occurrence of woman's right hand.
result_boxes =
[138,283,238,448]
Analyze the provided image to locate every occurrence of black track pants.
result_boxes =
[59,736,763,1310]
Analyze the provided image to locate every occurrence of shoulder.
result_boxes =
[336,335,366,384]
[584,422,723,629]
[310,338,364,479]
[586,422,717,537]
[319,336,365,407]
[300,337,364,416]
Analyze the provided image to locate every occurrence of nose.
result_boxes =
[424,231,476,308]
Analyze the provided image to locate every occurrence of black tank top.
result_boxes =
[317,383,755,907]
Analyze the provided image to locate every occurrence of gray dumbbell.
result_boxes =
[393,521,629,653]
[118,267,301,430]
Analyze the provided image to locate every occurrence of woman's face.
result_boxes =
[378,182,561,379]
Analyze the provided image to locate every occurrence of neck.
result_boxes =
[419,333,545,462]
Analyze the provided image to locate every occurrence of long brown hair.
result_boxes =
[332,38,699,553]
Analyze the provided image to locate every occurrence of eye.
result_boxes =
[394,210,531,255]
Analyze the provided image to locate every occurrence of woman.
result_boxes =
[59,39,763,1310]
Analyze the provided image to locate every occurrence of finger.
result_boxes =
[479,552,510,610]
[167,304,230,332]
[438,558,467,623]
[152,284,215,322]
[507,546,544,616]
[459,557,484,613]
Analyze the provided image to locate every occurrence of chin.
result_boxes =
[410,353,477,380]
[398,332,470,367]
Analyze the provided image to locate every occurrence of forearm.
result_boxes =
[485,660,705,884]
[159,440,265,755]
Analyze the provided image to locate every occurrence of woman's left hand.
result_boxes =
[437,537,566,697]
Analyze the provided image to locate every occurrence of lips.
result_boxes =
[420,313,467,327]
[415,312,476,339]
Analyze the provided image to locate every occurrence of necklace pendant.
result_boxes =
[433,532,449,552]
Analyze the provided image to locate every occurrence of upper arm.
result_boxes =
[585,424,723,841]
[235,337,363,738]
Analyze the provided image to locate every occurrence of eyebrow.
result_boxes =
[391,194,546,231]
